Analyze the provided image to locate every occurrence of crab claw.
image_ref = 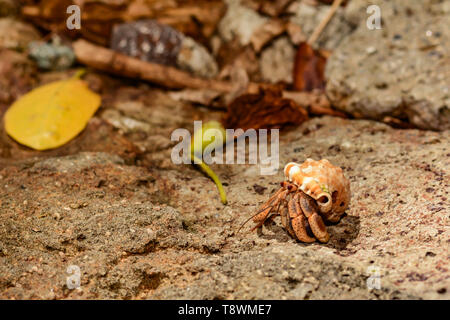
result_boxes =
[288,195,315,243]
[291,215,316,243]
[307,213,330,243]
[298,192,329,243]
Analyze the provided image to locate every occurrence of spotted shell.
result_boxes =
[283,158,351,222]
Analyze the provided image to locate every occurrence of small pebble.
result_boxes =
[366,46,377,55]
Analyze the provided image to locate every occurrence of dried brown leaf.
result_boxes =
[224,85,308,131]
[293,41,327,92]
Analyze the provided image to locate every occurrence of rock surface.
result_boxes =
[0,18,41,51]
[1,114,448,299]
[0,0,448,301]
[218,0,268,46]
[288,0,354,50]
[260,36,295,84]
[326,0,450,130]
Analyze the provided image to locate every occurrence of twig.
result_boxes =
[73,39,345,117]
[307,0,344,46]
[73,39,236,92]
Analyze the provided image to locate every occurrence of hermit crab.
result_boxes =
[241,159,351,243]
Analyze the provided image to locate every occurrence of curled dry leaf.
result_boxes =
[293,41,327,92]
[224,85,308,131]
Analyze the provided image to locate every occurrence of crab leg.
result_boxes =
[288,193,315,243]
[298,192,330,243]
[252,187,284,223]
[251,190,287,230]
[237,185,289,234]
[280,202,296,238]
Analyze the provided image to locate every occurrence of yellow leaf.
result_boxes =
[4,71,101,150]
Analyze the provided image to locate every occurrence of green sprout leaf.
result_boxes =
[190,121,227,205]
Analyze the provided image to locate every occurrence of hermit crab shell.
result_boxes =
[283,159,350,222]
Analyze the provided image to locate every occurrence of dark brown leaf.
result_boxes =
[293,42,327,92]
[224,85,308,131]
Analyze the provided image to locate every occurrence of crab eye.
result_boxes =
[340,202,345,207]
[318,195,329,203]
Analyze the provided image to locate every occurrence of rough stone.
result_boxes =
[0,18,41,51]
[177,36,219,79]
[260,36,295,84]
[326,0,450,130]
[1,115,448,299]
[218,0,268,46]
[288,0,354,50]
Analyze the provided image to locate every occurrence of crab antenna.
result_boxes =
[235,186,286,235]
[236,204,273,234]
[250,199,283,232]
